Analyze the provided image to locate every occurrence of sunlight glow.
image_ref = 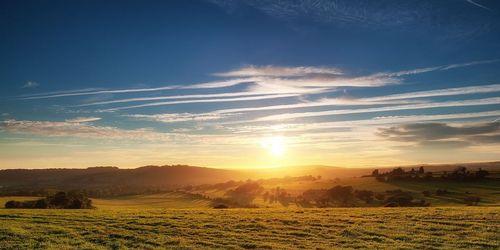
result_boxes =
[260,136,286,157]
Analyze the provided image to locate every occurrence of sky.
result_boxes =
[1,0,500,169]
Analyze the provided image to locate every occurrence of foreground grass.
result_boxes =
[0,207,498,249]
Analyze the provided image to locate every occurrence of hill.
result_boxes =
[1,161,499,197]
[0,165,242,196]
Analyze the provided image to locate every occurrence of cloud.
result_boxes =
[254,97,500,122]
[112,82,500,126]
[0,119,171,141]
[78,91,288,107]
[214,65,343,77]
[19,60,497,104]
[225,110,500,134]
[466,0,492,11]
[0,119,259,145]
[100,93,300,112]
[364,83,500,102]
[197,84,500,117]
[65,117,102,123]
[377,121,500,147]
[208,0,497,39]
[22,81,39,88]
[126,113,231,123]
[19,78,254,100]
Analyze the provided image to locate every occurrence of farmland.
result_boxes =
[1,167,499,249]
[0,206,498,249]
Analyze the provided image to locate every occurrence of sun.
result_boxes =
[260,136,286,157]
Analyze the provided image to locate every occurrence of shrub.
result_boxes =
[374,193,385,201]
[354,190,374,203]
[327,186,354,206]
[436,189,449,195]
[213,204,229,209]
[5,191,93,209]
[464,196,481,206]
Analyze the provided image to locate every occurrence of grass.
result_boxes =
[1,178,498,249]
[0,207,498,249]
[92,192,211,209]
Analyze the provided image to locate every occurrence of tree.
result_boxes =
[225,181,263,206]
[418,166,425,174]
[475,168,489,179]
[464,196,480,206]
[354,190,374,203]
[327,186,354,205]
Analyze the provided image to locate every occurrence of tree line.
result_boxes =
[371,166,490,182]
[5,191,93,209]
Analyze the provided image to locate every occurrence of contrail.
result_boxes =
[466,0,492,11]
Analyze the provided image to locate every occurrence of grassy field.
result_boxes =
[1,178,498,249]
[0,207,498,249]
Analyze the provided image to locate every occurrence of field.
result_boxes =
[0,207,498,249]
[1,177,499,249]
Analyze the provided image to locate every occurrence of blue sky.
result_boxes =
[1,0,499,168]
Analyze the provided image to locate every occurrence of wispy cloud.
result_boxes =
[19,78,254,100]
[126,113,231,123]
[65,117,102,123]
[226,111,500,134]
[378,121,500,147]
[214,65,343,77]
[254,97,500,122]
[22,81,39,89]
[209,0,497,39]
[132,83,499,124]
[364,83,500,102]
[100,93,301,112]
[0,119,171,141]
[466,0,492,11]
[78,91,290,107]
[19,60,497,104]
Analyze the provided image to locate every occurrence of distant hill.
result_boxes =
[248,161,500,179]
[0,165,243,192]
[1,162,498,195]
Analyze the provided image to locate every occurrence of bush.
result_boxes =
[5,191,93,209]
[436,189,449,195]
[213,204,229,209]
[327,186,354,206]
[464,196,481,206]
[384,202,398,207]
[374,193,385,201]
[5,200,22,208]
[384,190,429,207]
[354,190,374,203]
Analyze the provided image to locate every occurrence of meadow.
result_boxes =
[0,206,498,249]
[1,173,499,249]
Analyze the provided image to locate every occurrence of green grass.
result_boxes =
[0,207,498,249]
[92,192,211,209]
[204,177,500,207]
[1,178,498,249]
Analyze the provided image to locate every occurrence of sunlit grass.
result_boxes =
[0,207,498,249]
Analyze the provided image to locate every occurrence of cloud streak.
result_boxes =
[131,84,500,124]
[65,117,102,123]
[0,119,171,141]
[378,121,500,147]
[100,93,301,112]
[18,60,497,104]
[254,97,500,122]
[226,110,500,134]
[22,81,39,89]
